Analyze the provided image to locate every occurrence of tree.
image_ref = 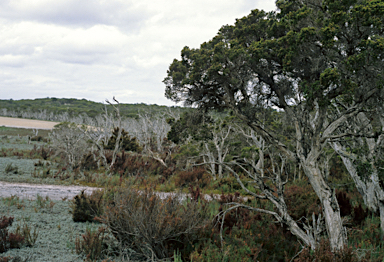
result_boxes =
[167,111,233,179]
[330,106,384,229]
[220,142,321,249]
[49,122,88,170]
[121,111,175,167]
[164,0,384,250]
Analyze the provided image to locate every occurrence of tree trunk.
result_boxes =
[302,164,346,250]
[332,141,384,231]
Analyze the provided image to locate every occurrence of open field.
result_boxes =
[0,116,58,130]
[0,127,107,261]
[0,197,99,262]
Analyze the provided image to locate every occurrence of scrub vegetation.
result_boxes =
[1,0,384,261]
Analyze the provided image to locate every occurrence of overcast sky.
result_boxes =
[0,0,276,106]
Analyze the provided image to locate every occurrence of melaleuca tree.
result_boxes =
[330,101,384,229]
[164,0,384,250]
[49,122,88,170]
[167,110,213,144]
[168,110,237,179]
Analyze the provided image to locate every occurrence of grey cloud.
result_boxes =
[0,0,151,32]
[0,0,276,106]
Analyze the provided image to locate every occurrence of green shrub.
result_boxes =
[71,190,104,223]
[103,127,142,153]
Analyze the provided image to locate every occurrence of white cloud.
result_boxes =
[0,0,276,106]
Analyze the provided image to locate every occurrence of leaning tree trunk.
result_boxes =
[302,162,346,250]
[331,141,384,231]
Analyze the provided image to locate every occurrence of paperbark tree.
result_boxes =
[330,107,384,229]
[218,143,320,249]
[123,112,173,167]
[201,118,232,179]
[49,122,88,170]
[164,0,384,250]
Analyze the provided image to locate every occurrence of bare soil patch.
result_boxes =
[0,116,59,130]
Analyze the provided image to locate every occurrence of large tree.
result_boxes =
[164,0,384,250]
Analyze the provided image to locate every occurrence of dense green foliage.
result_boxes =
[165,0,384,251]
[103,127,142,153]
[0,97,188,119]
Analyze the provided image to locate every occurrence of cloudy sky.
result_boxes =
[0,0,276,106]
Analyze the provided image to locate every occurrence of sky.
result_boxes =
[0,0,276,106]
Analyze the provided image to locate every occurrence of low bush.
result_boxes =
[174,167,211,188]
[29,145,51,160]
[30,136,43,142]
[99,186,210,261]
[75,226,108,261]
[294,239,383,262]
[15,221,38,247]
[0,217,24,253]
[0,256,25,262]
[4,164,18,174]
[2,196,23,209]
[284,181,321,222]
[71,190,104,223]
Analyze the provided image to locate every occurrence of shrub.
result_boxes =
[214,175,244,192]
[0,217,24,253]
[4,164,18,174]
[2,196,23,209]
[0,256,25,262]
[29,145,51,160]
[103,127,142,153]
[30,136,43,142]
[194,195,303,261]
[284,182,321,222]
[99,186,210,261]
[175,167,211,188]
[191,238,262,262]
[294,239,383,262]
[75,226,108,261]
[71,190,104,223]
[15,221,38,247]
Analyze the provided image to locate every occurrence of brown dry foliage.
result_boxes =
[75,227,108,261]
[0,217,24,253]
[294,239,383,262]
[99,186,210,260]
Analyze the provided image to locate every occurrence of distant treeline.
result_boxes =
[0,97,189,120]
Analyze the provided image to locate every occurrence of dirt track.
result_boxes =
[0,181,101,200]
[0,116,58,130]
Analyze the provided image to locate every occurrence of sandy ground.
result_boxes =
[0,181,101,200]
[0,116,59,130]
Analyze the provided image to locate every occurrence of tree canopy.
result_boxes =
[164,0,384,250]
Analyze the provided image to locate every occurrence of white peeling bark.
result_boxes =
[301,163,346,250]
